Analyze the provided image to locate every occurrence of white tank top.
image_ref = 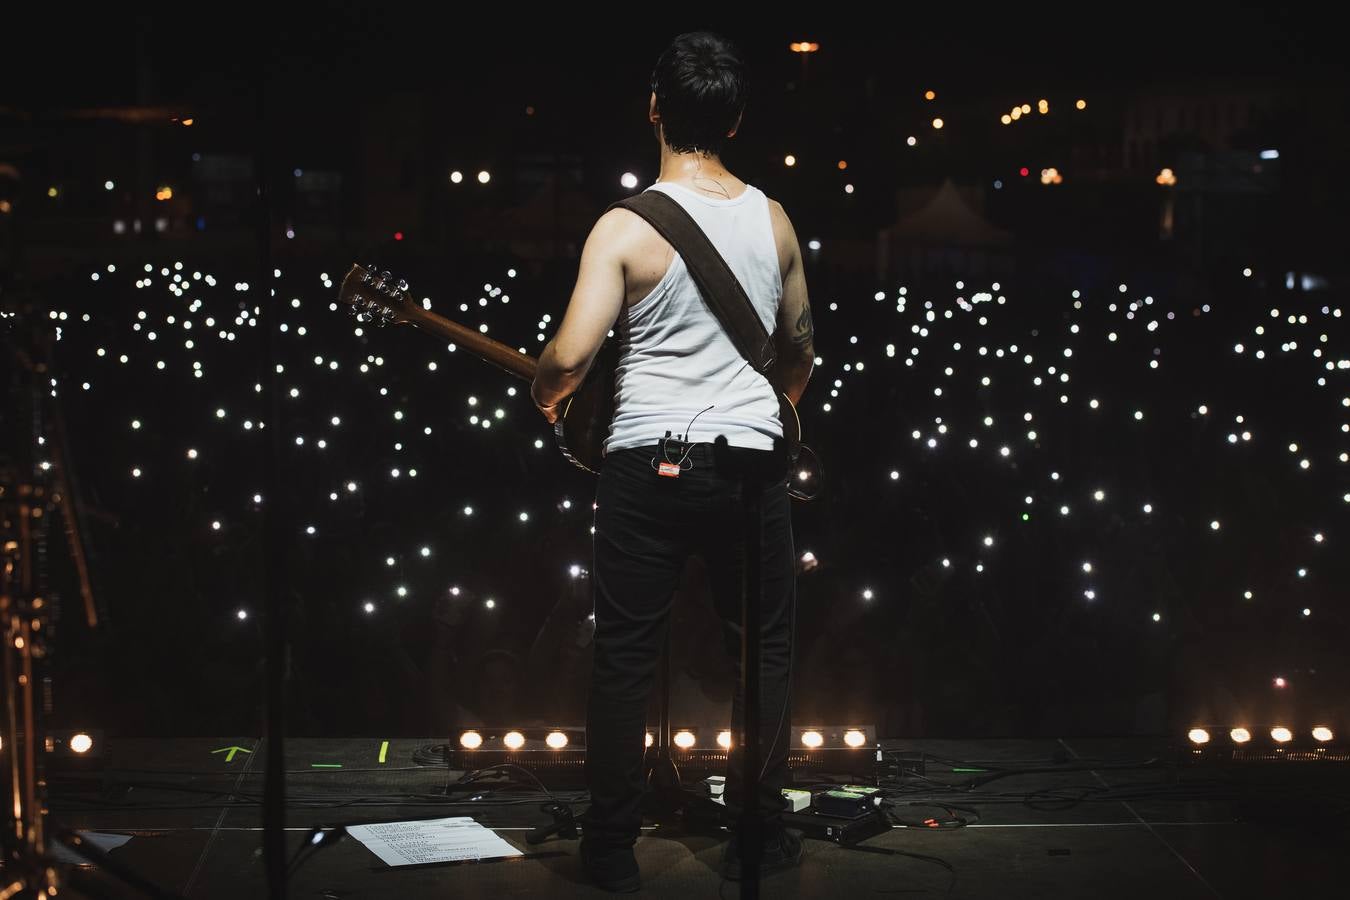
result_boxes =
[603,180,784,456]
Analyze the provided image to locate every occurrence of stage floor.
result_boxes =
[45,736,1346,899]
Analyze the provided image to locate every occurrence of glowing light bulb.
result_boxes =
[460,731,483,750]
[546,731,568,749]
[1188,728,1210,745]
[673,731,696,749]
[801,731,823,748]
[504,731,525,750]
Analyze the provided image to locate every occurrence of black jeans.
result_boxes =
[581,439,796,847]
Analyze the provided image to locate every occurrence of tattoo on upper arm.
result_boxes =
[790,303,814,350]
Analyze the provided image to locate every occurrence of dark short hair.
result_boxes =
[650,32,748,156]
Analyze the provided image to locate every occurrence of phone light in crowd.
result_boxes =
[1259,149,1279,160]
[931,118,944,129]
[784,154,796,167]
[645,732,654,748]
[800,730,823,749]
[673,731,697,750]
[450,171,463,184]
[70,733,95,754]
[503,731,525,750]
[843,729,866,748]
[477,170,491,184]
[1312,727,1334,742]
[460,731,483,750]
[789,42,819,53]
[717,731,732,750]
[1188,728,1211,745]
[156,186,173,201]
[1230,728,1252,744]
[545,731,568,749]
[924,90,935,100]
[1157,167,1177,186]
[1076,99,1087,109]
[1270,727,1293,743]
[620,172,638,189]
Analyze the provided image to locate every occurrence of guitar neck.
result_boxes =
[397,303,538,383]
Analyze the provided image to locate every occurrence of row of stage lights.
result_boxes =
[457,727,872,752]
[1189,726,1335,745]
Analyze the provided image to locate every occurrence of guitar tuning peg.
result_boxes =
[396,279,408,292]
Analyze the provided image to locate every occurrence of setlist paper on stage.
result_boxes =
[346,816,524,866]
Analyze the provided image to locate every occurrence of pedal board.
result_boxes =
[683,788,892,846]
[783,807,891,845]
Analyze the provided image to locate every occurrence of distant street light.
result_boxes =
[789,41,819,84]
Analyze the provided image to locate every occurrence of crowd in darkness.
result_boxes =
[29,243,1346,742]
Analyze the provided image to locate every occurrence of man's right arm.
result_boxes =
[769,199,815,407]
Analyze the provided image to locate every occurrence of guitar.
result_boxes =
[338,263,821,500]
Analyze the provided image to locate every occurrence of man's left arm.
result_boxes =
[531,211,628,419]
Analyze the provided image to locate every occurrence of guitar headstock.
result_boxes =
[339,263,415,327]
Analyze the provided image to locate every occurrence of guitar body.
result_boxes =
[554,339,619,475]
[555,337,803,474]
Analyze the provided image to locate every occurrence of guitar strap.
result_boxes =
[605,189,780,387]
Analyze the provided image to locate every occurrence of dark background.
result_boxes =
[2,8,1346,743]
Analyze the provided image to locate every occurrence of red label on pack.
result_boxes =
[657,461,682,478]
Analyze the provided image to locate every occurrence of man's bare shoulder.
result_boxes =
[763,195,798,274]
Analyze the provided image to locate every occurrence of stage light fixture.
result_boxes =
[1188,728,1210,745]
[503,731,525,750]
[1230,728,1252,743]
[1271,727,1292,743]
[545,731,568,749]
[1312,727,1334,742]
[460,731,483,750]
[801,730,823,748]
[673,731,696,750]
[717,731,732,750]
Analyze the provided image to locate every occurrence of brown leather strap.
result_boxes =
[606,190,778,378]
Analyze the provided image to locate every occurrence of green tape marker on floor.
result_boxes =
[379,740,389,764]
[311,764,342,768]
